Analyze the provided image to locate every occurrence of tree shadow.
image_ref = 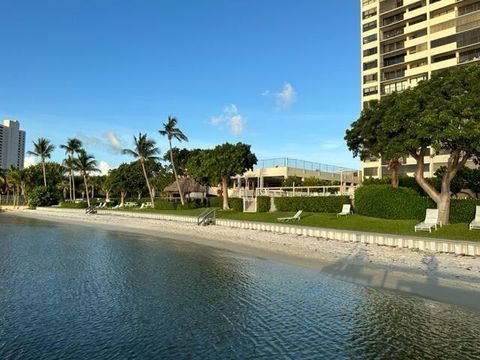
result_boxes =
[319,249,480,310]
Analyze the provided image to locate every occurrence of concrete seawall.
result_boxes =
[34,207,480,256]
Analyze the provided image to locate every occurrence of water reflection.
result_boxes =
[1,215,479,359]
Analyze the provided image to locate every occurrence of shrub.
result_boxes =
[26,186,59,208]
[355,185,434,220]
[177,202,199,210]
[450,199,480,224]
[154,199,177,210]
[208,196,222,208]
[274,196,350,213]
[59,201,89,209]
[208,196,243,211]
[256,196,271,212]
[229,198,243,212]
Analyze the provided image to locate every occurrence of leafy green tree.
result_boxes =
[163,147,201,176]
[60,138,83,200]
[187,143,257,210]
[381,64,480,224]
[74,150,99,207]
[282,176,302,187]
[122,133,159,205]
[159,116,189,205]
[27,138,56,188]
[105,163,139,205]
[345,93,404,188]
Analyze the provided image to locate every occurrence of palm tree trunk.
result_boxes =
[42,161,47,188]
[73,174,77,200]
[69,170,73,201]
[169,140,185,205]
[83,174,90,207]
[141,160,155,206]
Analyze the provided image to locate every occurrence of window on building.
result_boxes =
[363,60,378,70]
[458,1,480,16]
[362,8,377,19]
[363,47,378,56]
[363,73,378,83]
[363,86,379,96]
[363,20,377,32]
[363,33,378,44]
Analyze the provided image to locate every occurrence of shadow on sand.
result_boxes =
[320,249,480,310]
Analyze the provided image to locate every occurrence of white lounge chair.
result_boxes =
[337,204,352,217]
[140,202,153,209]
[277,210,303,222]
[415,209,441,232]
[469,206,480,230]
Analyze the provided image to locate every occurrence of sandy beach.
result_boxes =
[5,209,480,310]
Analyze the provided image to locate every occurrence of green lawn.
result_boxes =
[105,207,480,242]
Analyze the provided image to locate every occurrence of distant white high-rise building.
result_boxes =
[0,120,26,170]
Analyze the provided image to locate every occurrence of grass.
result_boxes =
[104,207,480,242]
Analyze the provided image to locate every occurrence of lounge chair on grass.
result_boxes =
[469,206,480,230]
[140,202,153,209]
[337,204,352,217]
[414,209,441,232]
[277,210,303,222]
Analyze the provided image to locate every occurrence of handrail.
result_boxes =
[197,208,217,226]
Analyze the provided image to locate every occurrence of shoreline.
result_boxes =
[5,209,480,311]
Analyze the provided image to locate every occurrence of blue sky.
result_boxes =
[0,0,361,173]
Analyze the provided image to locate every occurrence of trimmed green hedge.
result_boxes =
[59,201,89,209]
[274,196,350,213]
[209,196,243,211]
[450,199,480,223]
[256,196,271,213]
[355,185,433,220]
[177,202,199,210]
[154,199,177,210]
[355,185,480,223]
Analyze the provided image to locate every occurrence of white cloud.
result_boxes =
[24,155,36,168]
[76,132,102,146]
[210,104,246,136]
[75,131,124,154]
[210,116,222,126]
[104,132,123,154]
[263,83,296,109]
[98,161,112,175]
[230,115,245,136]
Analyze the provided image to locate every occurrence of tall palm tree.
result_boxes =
[74,150,99,207]
[27,138,55,188]
[60,138,83,201]
[122,133,159,206]
[159,116,189,205]
[62,156,75,200]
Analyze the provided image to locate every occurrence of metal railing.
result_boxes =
[255,185,357,198]
[197,208,217,226]
[253,158,356,175]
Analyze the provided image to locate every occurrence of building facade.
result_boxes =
[360,0,480,178]
[0,120,26,170]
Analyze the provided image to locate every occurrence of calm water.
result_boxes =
[1,215,480,359]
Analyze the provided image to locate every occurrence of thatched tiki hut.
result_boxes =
[163,177,207,202]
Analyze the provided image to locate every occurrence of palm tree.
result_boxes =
[159,116,189,205]
[60,138,83,200]
[74,150,99,207]
[62,156,75,200]
[122,133,159,206]
[27,138,55,188]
